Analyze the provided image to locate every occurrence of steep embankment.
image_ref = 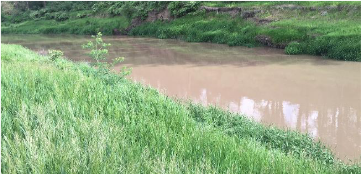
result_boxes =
[1,44,360,173]
[1,2,361,61]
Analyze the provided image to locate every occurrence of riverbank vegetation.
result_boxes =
[1,1,361,61]
[129,2,360,61]
[1,43,361,173]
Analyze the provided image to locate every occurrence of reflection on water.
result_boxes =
[282,101,299,130]
[228,98,318,137]
[2,34,360,162]
[196,85,360,140]
[188,87,360,162]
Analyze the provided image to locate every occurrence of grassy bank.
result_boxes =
[1,44,360,173]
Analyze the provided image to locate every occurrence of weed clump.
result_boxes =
[48,49,63,61]
[285,42,303,55]
[82,32,131,77]
[81,32,131,85]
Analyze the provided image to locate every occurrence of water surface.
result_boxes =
[2,34,361,162]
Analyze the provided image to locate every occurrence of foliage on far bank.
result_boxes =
[130,13,259,47]
[130,10,361,61]
[1,1,361,61]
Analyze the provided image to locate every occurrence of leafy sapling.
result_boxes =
[82,32,131,77]
[48,50,63,61]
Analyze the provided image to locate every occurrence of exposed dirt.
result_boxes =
[200,6,274,24]
[146,8,173,22]
[200,4,360,23]
[255,35,287,49]
[200,6,242,17]
[121,8,173,35]
[121,17,144,35]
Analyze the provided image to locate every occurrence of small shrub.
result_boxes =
[303,35,361,61]
[39,8,48,15]
[82,32,131,78]
[55,13,69,21]
[261,27,308,45]
[168,1,201,18]
[120,3,136,22]
[285,42,303,55]
[91,2,110,13]
[76,13,87,19]
[44,13,54,20]
[48,50,63,61]
[107,2,124,16]
[29,11,41,20]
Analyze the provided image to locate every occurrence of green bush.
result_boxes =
[48,50,64,61]
[91,2,110,13]
[76,13,87,19]
[284,35,361,61]
[44,13,54,20]
[262,27,307,44]
[39,8,48,15]
[1,14,10,22]
[7,11,31,23]
[304,35,361,61]
[106,2,124,16]
[228,33,254,47]
[120,3,136,22]
[42,27,58,34]
[29,11,41,19]
[168,2,201,18]
[285,42,303,55]
[55,12,69,21]
[82,32,131,79]
[118,2,169,20]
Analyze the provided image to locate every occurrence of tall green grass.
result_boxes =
[129,13,260,47]
[1,44,360,173]
[270,10,361,61]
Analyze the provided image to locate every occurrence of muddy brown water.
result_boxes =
[2,34,361,162]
